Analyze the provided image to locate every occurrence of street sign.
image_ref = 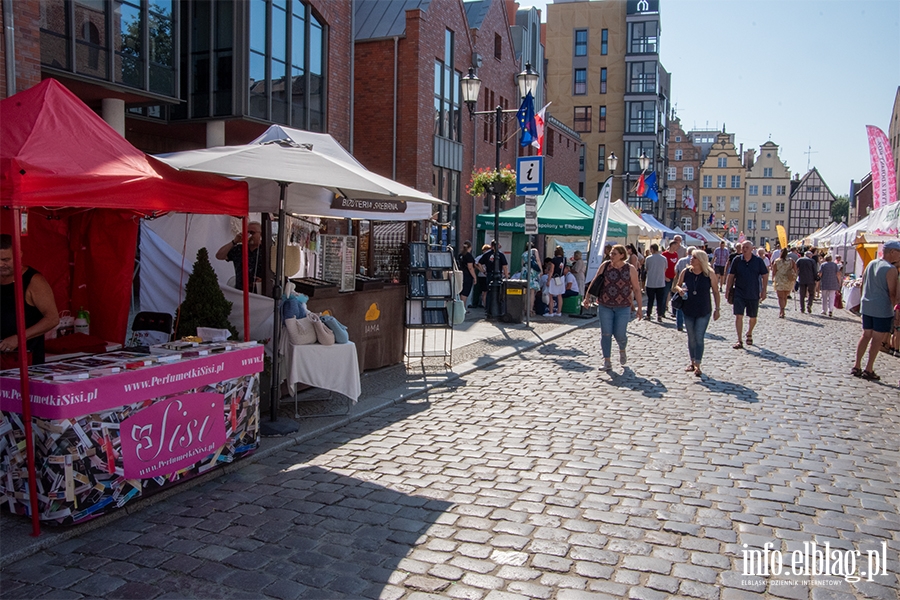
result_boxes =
[524,195,538,235]
[516,156,543,196]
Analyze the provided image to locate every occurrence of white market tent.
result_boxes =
[805,221,846,247]
[689,227,728,245]
[640,213,679,238]
[672,227,704,246]
[608,200,663,238]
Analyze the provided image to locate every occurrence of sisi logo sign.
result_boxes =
[121,393,226,479]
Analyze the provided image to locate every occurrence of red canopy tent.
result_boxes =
[0,78,248,535]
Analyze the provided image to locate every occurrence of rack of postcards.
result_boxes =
[404,242,455,367]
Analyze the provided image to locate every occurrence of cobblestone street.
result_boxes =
[1,297,899,600]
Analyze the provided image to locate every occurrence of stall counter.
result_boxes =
[0,345,263,525]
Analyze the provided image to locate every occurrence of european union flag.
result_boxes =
[644,171,659,202]
[517,92,537,147]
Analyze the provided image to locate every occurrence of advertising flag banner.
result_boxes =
[586,177,613,281]
[866,125,897,209]
[517,92,537,146]
[776,224,788,250]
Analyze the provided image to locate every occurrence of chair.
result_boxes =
[129,312,173,346]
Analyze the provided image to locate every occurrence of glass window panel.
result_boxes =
[250,0,266,53]
[445,29,452,64]
[249,51,267,119]
[272,3,286,61]
[444,66,451,103]
[434,97,441,136]
[291,65,306,128]
[309,73,323,131]
[310,16,322,75]
[434,62,441,95]
[150,64,175,96]
[41,0,69,34]
[292,14,305,68]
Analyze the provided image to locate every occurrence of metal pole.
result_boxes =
[269,182,287,422]
[489,105,503,319]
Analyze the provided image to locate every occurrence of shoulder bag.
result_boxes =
[587,261,609,297]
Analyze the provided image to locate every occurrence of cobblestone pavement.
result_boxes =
[2,296,899,600]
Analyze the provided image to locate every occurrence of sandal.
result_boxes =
[745,334,753,346]
[861,370,881,381]
[732,341,743,350]
[684,364,696,372]
[850,366,862,377]
[694,368,702,377]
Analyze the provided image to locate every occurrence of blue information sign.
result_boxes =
[516,156,543,196]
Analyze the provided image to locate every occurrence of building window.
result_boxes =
[600,68,607,94]
[624,143,654,173]
[580,145,585,172]
[574,106,591,132]
[681,216,692,230]
[776,202,785,212]
[433,33,462,142]
[748,202,757,213]
[702,175,712,188]
[748,185,759,196]
[667,166,676,181]
[494,33,502,59]
[717,157,727,168]
[776,220,785,228]
[683,166,694,181]
[597,145,606,171]
[598,106,606,132]
[762,185,772,196]
[574,69,586,95]
[715,196,724,211]
[730,197,740,212]
[731,175,741,188]
[628,20,657,53]
[761,220,770,230]
[626,100,655,133]
[776,185,786,195]
[628,61,657,93]
[601,28,608,55]
[717,175,726,188]
[763,167,773,177]
[801,201,810,210]
[666,188,676,208]
[747,219,756,230]
[762,202,771,212]
[702,197,712,211]
[675,149,683,161]
[575,29,587,56]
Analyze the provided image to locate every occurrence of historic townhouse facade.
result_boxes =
[665,115,700,231]
[743,141,791,247]
[788,168,836,241]
[698,130,745,241]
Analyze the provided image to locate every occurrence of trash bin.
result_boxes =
[502,279,527,323]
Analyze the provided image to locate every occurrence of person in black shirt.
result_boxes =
[456,241,477,306]
[0,234,59,365]
[216,221,265,290]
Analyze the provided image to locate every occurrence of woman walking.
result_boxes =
[771,250,797,318]
[672,249,721,377]
[584,244,643,371]
[818,254,841,317]
[547,246,567,316]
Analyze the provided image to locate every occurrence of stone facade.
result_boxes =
[788,168,836,241]
[744,141,791,247]
[665,116,700,231]
[699,131,745,242]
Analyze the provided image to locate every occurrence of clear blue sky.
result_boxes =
[517,0,900,197]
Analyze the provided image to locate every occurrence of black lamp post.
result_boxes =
[461,63,540,319]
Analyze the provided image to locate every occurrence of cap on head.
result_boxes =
[882,240,900,252]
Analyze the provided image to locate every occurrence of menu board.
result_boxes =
[321,235,357,292]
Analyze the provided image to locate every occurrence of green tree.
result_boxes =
[175,248,239,340]
[831,195,849,223]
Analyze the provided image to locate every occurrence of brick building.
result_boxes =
[665,115,700,231]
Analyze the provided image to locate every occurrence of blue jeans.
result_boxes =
[676,308,684,330]
[684,313,712,365]
[598,305,631,359]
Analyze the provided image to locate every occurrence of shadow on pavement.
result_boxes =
[745,347,807,368]
[605,367,668,399]
[696,376,759,403]
[535,342,589,358]
[784,317,825,327]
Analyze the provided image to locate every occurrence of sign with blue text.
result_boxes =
[516,156,543,196]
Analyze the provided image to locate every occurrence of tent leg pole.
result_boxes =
[242,217,250,341]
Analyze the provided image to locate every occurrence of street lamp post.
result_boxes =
[461,63,540,319]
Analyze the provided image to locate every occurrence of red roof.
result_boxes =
[1,79,247,215]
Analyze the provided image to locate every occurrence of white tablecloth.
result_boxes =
[280,339,361,401]
[841,285,861,312]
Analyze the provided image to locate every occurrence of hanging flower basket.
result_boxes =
[467,166,517,202]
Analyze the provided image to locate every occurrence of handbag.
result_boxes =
[834,289,844,309]
[670,292,685,311]
[320,315,349,344]
[447,299,466,325]
[285,316,317,345]
[587,262,608,297]
[307,312,335,346]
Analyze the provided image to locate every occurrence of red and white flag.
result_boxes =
[866,125,897,209]
[532,103,550,155]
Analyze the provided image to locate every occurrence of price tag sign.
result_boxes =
[524,195,538,235]
[516,156,543,196]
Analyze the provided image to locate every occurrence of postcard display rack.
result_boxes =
[405,243,454,367]
[0,343,264,525]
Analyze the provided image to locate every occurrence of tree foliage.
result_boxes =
[175,248,239,340]
[831,195,849,223]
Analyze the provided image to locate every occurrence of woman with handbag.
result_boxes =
[547,246,566,316]
[771,251,797,318]
[584,244,643,371]
[672,249,720,377]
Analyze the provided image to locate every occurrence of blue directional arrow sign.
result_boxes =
[516,156,543,196]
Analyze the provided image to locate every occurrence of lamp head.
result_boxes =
[461,67,481,117]
[517,62,539,99]
[639,151,650,172]
[607,152,618,174]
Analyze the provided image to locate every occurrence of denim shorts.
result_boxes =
[732,296,760,318]
[862,314,893,333]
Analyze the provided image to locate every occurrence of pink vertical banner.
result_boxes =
[866,125,897,210]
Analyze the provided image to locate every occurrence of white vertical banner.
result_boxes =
[866,125,897,209]
[586,177,613,281]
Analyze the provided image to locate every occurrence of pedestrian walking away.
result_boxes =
[725,240,769,349]
[662,240,680,316]
[852,240,900,381]
[672,248,721,377]
[712,241,730,291]
[584,244,643,371]
[771,250,798,318]
[644,243,668,322]
[796,250,818,313]
[457,241,477,307]
[818,254,842,317]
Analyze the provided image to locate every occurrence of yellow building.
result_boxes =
[744,141,791,247]
[699,131,745,242]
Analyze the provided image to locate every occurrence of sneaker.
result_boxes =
[619,349,627,365]
[603,358,613,371]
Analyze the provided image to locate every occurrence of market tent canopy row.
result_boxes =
[639,213,678,238]
[606,200,662,238]
[475,182,628,238]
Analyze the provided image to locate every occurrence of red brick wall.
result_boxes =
[1,0,42,99]
[541,126,581,196]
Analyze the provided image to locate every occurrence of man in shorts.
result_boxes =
[725,241,769,349]
[852,240,900,381]
[712,241,730,291]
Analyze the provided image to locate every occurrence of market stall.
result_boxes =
[0,79,254,530]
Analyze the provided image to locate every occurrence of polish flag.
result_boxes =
[532,103,551,155]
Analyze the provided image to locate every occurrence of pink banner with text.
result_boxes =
[866,125,897,210]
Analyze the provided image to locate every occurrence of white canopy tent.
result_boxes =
[806,221,846,247]
[689,227,728,245]
[608,200,663,238]
[672,227,704,246]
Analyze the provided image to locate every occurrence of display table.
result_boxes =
[280,338,361,401]
[0,345,263,525]
[307,285,405,371]
[842,284,861,313]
